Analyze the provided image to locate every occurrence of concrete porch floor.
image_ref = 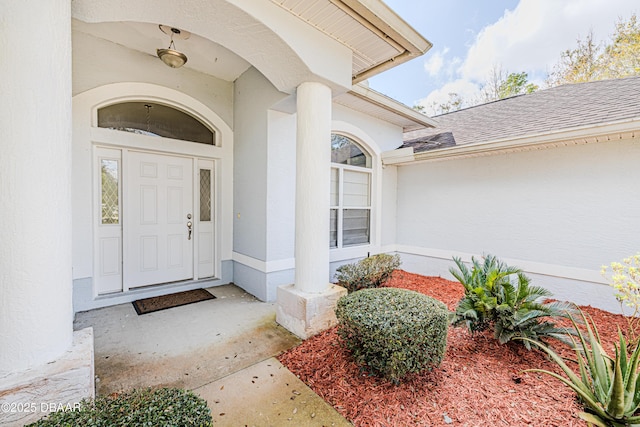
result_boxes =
[74,284,351,426]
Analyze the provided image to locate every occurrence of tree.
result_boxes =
[497,72,539,98]
[480,65,508,102]
[547,30,602,86]
[423,69,539,116]
[429,92,464,115]
[480,66,539,102]
[548,14,640,86]
[601,13,640,79]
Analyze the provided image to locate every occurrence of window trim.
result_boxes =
[330,133,373,250]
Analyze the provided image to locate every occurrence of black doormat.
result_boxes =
[132,289,216,315]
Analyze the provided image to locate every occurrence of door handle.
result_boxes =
[187,220,192,240]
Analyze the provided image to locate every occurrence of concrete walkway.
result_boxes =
[74,284,351,426]
[198,358,351,426]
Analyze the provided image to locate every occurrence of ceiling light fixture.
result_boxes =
[157,25,190,68]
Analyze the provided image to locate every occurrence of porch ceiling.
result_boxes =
[72,19,252,82]
[270,0,432,83]
[72,0,430,93]
[72,0,434,130]
[73,0,432,87]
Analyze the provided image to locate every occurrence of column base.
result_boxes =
[0,328,95,427]
[276,284,347,339]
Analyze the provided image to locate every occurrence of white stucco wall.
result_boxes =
[381,165,398,247]
[233,67,289,261]
[395,139,640,312]
[231,80,409,298]
[0,0,73,372]
[232,100,406,266]
[266,110,297,262]
[73,30,234,128]
[333,104,402,152]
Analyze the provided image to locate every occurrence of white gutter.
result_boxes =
[342,0,432,53]
[330,0,432,83]
[380,147,415,164]
[353,51,415,84]
[382,118,640,165]
[349,83,439,129]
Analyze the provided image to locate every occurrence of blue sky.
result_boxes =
[369,0,639,113]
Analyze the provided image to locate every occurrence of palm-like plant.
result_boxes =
[450,254,573,348]
[524,311,640,427]
[450,254,519,332]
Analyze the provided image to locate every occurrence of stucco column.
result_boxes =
[294,81,332,293]
[0,0,73,374]
[276,82,347,339]
[0,2,94,424]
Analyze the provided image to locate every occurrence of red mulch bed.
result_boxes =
[278,270,629,427]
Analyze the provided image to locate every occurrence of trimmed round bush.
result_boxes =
[29,387,212,427]
[335,288,448,383]
[334,253,401,293]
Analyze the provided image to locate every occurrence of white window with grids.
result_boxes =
[330,133,372,248]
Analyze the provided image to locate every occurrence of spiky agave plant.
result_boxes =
[450,254,573,348]
[524,311,640,427]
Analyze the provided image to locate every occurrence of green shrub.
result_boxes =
[450,254,573,349]
[335,287,448,383]
[524,310,640,427]
[29,387,212,427]
[334,253,401,293]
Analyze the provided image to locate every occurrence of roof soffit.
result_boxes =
[269,0,432,82]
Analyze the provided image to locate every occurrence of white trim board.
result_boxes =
[393,245,606,285]
[235,245,605,286]
[232,251,295,274]
[232,245,389,274]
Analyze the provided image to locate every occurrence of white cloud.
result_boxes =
[415,79,481,115]
[421,0,638,110]
[447,57,462,77]
[424,47,449,77]
[460,0,639,81]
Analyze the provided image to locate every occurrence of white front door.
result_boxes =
[125,151,194,288]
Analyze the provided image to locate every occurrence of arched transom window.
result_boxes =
[97,101,215,145]
[330,133,372,248]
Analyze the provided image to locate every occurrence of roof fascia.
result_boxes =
[382,118,640,165]
[349,84,439,129]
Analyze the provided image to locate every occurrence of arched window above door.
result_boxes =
[97,101,215,145]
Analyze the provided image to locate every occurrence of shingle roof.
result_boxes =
[402,76,640,152]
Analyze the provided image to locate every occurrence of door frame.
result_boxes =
[93,141,220,296]
[73,84,233,301]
